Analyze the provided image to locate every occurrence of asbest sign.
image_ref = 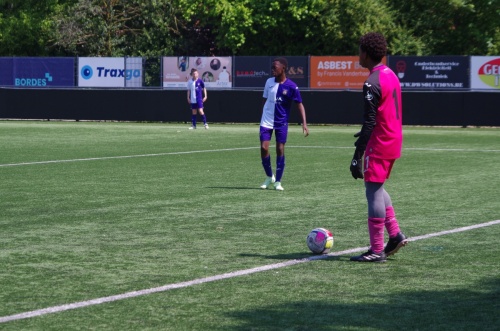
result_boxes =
[310,56,385,90]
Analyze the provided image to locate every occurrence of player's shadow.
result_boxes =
[239,252,344,261]
[206,186,263,190]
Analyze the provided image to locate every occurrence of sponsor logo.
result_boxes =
[15,73,53,86]
[396,61,406,79]
[80,65,141,80]
[81,65,93,80]
[317,61,353,70]
[236,70,268,77]
[477,58,500,88]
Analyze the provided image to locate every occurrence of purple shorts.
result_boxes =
[191,101,203,110]
[260,125,288,144]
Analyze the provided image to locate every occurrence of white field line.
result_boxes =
[1,219,499,324]
[0,147,259,168]
[1,146,499,168]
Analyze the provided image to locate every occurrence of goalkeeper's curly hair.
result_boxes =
[359,32,387,63]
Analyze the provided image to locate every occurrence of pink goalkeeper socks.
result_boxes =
[385,206,401,238]
[368,217,385,253]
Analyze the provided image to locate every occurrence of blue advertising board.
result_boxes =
[233,56,309,88]
[0,57,74,87]
[387,56,469,89]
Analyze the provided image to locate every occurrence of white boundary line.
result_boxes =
[0,147,258,168]
[1,219,499,324]
[1,146,498,168]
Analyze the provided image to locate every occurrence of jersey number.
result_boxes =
[392,89,400,120]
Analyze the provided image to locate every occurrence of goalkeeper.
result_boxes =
[349,32,408,262]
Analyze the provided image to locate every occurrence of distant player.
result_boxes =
[349,32,408,262]
[259,57,309,191]
[187,68,208,129]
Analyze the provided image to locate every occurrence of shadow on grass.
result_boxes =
[239,252,345,261]
[220,277,500,330]
[206,186,263,190]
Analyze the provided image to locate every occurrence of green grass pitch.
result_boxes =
[0,121,499,330]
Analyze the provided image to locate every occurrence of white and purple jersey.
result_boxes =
[261,78,302,129]
[187,78,205,104]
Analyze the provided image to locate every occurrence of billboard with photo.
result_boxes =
[162,56,232,88]
[470,56,500,90]
[388,56,469,89]
[0,57,74,87]
[78,57,143,87]
[309,56,380,90]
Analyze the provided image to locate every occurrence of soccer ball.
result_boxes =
[306,228,334,254]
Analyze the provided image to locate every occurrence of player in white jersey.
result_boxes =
[259,57,309,191]
[187,68,208,129]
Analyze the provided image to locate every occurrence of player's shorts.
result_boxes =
[364,156,396,183]
[191,101,203,110]
[259,125,288,144]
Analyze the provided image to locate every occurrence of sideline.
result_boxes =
[1,145,499,168]
[0,147,259,167]
[1,220,499,324]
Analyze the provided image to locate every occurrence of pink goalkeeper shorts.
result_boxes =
[364,157,396,183]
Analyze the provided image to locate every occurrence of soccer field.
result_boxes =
[0,121,499,330]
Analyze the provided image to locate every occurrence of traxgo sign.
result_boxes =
[78,57,143,87]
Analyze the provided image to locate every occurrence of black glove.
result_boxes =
[350,149,364,180]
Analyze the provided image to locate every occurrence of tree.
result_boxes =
[388,0,500,55]
[1,0,499,56]
[51,0,180,57]
[0,0,68,56]
[175,0,427,56]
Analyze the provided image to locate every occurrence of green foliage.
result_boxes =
[0,0,499,56]
[0,0,65,56]
[389,0,500,55]
[51,0,179,56]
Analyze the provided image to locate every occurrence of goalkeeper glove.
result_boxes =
[350,149,364,180]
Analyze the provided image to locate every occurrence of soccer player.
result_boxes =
[187,68,208,129]
[349,32,408,262]
[259,57,309,191]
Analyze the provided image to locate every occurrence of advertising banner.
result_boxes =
[282,56,308,88]
[78,57,143,87]
[310,56,379,90]
[0,58,14,86]
[470,56,500,90]
[0,57,74,87]
[162,56,232,88]
[233,56,308,88]
[125,57,143,87]
[388,56,469,89]
[233,56,270,88]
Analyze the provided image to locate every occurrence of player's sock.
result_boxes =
[202,114,207,125]
[191,115,197,127]
[384,206,401,238]
[276,156,285,182]
[368,217,385,253]
[261,155,273,177]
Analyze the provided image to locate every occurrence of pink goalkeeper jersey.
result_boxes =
[364,65,403,159]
